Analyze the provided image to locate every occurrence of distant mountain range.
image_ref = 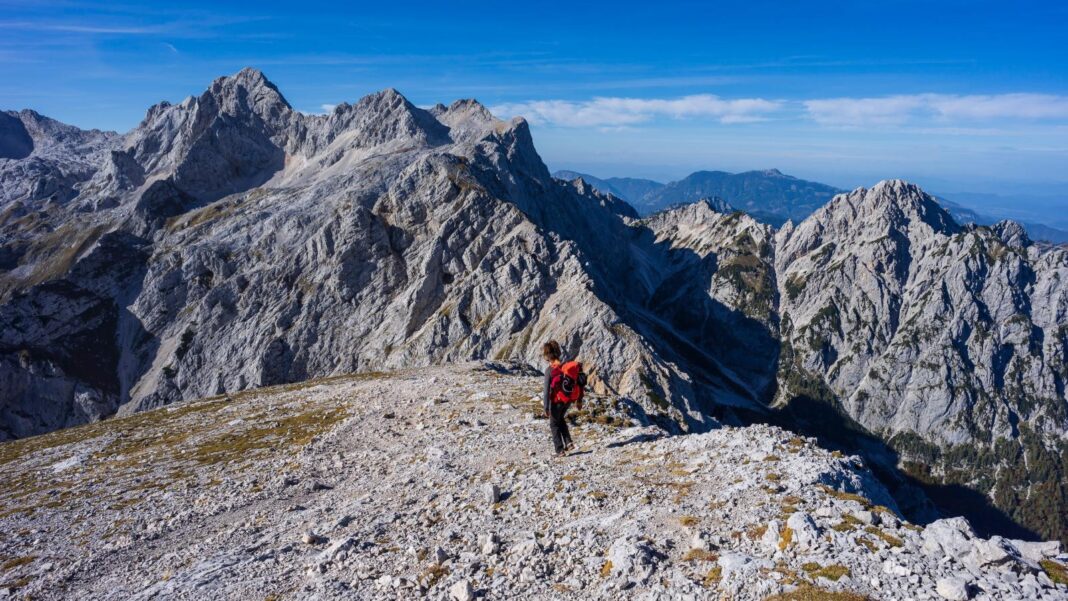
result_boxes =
[554,169,1068,243]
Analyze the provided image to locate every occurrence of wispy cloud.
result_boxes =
[490,92,1068,131]
[0,20,158,34]
[804,93,1068,126]
[490,95,782,127]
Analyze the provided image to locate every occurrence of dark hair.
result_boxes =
[542,340,562,362]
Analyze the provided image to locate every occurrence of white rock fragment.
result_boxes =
[483,483,500,504]
[785,512,821,550]
[936,576,971,600]
[302,531,326,545]
[449,578,474,601]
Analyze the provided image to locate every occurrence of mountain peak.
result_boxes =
[233,66,270,85]
[447,98,496,123]
[696,196,733,214]
[205,67,291,112]
[353,87,415,115]
[992,219,1032,249]
[863,179,961,235]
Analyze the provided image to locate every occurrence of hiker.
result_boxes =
[542,340,587,457]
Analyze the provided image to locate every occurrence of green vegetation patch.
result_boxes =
[784,274,807,302]
[1041,560,1068,586]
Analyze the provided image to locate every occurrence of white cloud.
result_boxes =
[0,20,157,34]
[805,93,1068,126]
[490,94,781,127]
[320,104,337,113]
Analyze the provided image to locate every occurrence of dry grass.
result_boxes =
[818,485,871,508]
[703,566,722,587]
[677,515,699,527]
[864,526,903,548]
[192,405,348,465]
[747,523,769,540]
[682,549,718,562]
[635,475,694,503]
[18,223,107,290]
[1040,560,1068,585]
[419,564,450,588]
[778,526,793,550]
[831,514,863,532]
[0,555,35,572]
[763,585,870,601]
[800,562,850,582]
[600,561,613,578]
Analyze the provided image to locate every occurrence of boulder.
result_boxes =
[936,576,970,600]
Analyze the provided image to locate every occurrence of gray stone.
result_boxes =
[302,531,327,545]
[785,512,821,550]
[936,576,970,600]
[483,483,500,505]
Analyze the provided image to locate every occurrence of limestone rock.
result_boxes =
[449,579,474,601]
[936,576,971,600]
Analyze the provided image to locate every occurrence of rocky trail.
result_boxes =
[1,363,1064,600]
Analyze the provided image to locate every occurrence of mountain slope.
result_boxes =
[2,363,1064,600]
[552,170,664,205]
[776,181,1068,544]
[0,69,769,442]
[2,69,1068,545]
[634,169,842,224]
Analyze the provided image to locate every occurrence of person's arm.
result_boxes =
[543,367,552,416]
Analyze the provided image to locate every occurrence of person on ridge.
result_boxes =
[542,340,588,457]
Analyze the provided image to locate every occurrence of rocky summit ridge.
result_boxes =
[1,68,1067,550]
[0,364,1065,600]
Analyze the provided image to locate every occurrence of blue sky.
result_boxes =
[2,0,1067,208]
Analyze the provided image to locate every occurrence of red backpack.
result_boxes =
[551,360,587,404]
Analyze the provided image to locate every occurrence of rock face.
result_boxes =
[1,69,1067,544]
[1,363,1065,600]
[775,180,1068,543]
[0,68,760,442]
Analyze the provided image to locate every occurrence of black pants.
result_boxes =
[549,402,573,453]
